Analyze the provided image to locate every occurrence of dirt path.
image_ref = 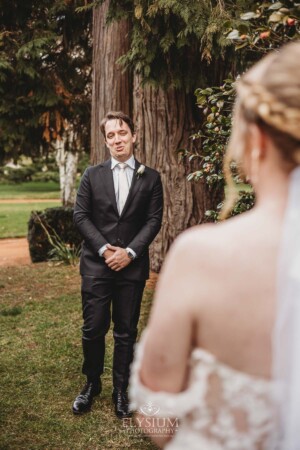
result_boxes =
[0,238,31,267]
[0,199,59,204]
[0,237,159,289]
[0,198,58,267]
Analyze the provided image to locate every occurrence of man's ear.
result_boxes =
[132,133,137,144]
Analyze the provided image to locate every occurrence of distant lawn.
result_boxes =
[0,181,60,199]
[0,263,156,450]
[0,202,60,238]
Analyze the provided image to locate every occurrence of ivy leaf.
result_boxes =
[226,29,240,40]
[197,95,207,106]
[237,23,250,34]
[268,2,283,10]
[269,12,284,22]
[240,12,260,20]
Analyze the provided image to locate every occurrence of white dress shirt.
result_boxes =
[111,155,135,206]
[98,155,137,259]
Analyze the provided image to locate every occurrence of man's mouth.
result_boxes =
[116,146,124,151]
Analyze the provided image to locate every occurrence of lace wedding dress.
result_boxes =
[130,333,278,450]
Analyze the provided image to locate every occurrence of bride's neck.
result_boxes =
[254,167,291,216]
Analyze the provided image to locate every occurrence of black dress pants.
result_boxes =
[81,275,145,391]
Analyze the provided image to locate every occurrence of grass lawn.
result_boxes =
[0,181,60,199]
[0,202,61,238]
[0,263,156,450]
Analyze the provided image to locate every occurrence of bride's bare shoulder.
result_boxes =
[173,212,252,259]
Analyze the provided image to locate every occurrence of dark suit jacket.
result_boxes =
[74,158,163,280]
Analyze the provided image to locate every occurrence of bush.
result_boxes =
[205,191,256,222]
[0,166,36,184]
[31,171,60,183]
[182,78,255,220]
[28,207,82,263]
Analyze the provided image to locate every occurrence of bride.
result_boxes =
[129,42,300,449]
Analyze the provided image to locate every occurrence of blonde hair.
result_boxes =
[221,42,300,219]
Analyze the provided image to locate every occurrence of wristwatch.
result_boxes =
[126,248,135,260]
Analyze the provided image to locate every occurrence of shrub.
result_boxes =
[182,78,255,220]
[31,171,60,183]
[28,207,82,263]
[0,166,35,184]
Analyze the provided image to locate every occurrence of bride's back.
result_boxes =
[190,206,283,379]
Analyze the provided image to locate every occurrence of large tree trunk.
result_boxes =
[91,6,223,272]
[133,76,223,271]
[91,1,131,164]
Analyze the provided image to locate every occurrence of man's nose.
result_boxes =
[115,134,122,143]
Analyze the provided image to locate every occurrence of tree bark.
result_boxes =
[91,6,224,272]
[133,76,223,271]
[91,1,131,164]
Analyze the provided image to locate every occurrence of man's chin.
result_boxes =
[113,152,132,161]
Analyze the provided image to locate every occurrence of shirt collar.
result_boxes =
[111,155,135,170]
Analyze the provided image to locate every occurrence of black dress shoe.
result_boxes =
[72,381,101,415]
[112,389,132,419]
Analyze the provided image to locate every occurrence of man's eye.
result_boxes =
[107,134,114,139]
[120,131,127,135]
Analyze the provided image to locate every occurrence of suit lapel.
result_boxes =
[99,159,119,216]
[120,159,144,218]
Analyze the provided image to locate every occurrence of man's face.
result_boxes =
[105,119,136,162]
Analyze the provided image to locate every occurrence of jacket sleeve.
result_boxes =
[73,168,107,254]
[127,173,163,257]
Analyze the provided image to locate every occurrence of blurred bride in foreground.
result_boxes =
[129,42,300,449]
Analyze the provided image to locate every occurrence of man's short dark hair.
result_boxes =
[100,111,135,138]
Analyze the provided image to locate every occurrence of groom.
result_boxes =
[72,111,163,418]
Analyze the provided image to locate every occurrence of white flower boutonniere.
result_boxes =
[136,164,145,179]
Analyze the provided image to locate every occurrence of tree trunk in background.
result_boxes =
[91,1,131,164]
[133,76,223,271]
[91,7,224,271]
[55,125,79,207]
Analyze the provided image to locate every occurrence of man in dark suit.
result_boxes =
[72,111,163,418]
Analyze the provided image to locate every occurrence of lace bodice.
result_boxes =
[129,334,278,450]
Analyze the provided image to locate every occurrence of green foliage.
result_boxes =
[191,0,300,220]
[123,0,235,89]
[28,206,82,263]
[33,212,81,265]
[0,166,35,184]
[205,190,255,222]
[225,0,300,52]
[184,79,235,189]
[0,0,92,163]
[0,158,60,184]
[181,77,256,219]
[80,0,253,90]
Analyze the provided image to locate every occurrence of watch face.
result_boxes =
[127,250,134,260]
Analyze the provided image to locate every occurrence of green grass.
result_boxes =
[0,181,60,199]
[0,263,156,450]
[0,202,60,238]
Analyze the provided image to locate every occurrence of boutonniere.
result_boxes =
[136,164,145,179]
